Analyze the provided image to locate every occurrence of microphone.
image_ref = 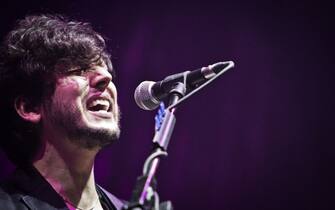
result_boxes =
[134,62,230,110]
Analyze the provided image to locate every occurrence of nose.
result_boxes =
[89,67,113,91]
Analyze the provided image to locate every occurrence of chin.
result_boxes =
[66,119,121,149]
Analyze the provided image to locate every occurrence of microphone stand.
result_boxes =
[122,82,186,210]
[123,61,235,210]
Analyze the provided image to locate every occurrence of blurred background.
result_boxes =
[0,0,333,209]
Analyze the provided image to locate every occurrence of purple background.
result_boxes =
[0,1,333,209]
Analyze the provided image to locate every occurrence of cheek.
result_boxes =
[56,77,87,97]
[58,77,80,89]
[51,78,88,112]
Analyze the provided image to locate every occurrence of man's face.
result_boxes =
[43,62,120,149]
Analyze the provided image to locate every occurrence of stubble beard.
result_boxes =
[46,99,121,150]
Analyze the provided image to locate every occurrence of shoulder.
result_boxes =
[0,184,26,210]
[0,185,11,201]
[0,167,66,210]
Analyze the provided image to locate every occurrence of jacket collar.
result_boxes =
[7,165,124,210]
[97,184,125,210]
[9,165,68,210]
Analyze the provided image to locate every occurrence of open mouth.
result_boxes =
[87,99,112,113]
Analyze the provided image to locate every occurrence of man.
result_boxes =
[0,14,124,210]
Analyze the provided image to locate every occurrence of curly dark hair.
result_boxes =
[0,14,113,166]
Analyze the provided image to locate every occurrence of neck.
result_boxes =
[33,133,102,209]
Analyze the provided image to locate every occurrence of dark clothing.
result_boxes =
[0,166,124,210]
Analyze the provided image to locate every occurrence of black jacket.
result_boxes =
[0,166,124,210]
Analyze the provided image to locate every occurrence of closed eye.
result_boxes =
[67,68,87,76]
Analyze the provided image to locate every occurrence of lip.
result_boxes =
[88,110,113,119]
[86,93,114,113]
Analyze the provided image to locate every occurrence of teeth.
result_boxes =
[88,99,110,111]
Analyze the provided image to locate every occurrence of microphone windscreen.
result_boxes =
[134,81,160,110]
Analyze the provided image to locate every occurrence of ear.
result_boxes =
[14,96,41,123]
